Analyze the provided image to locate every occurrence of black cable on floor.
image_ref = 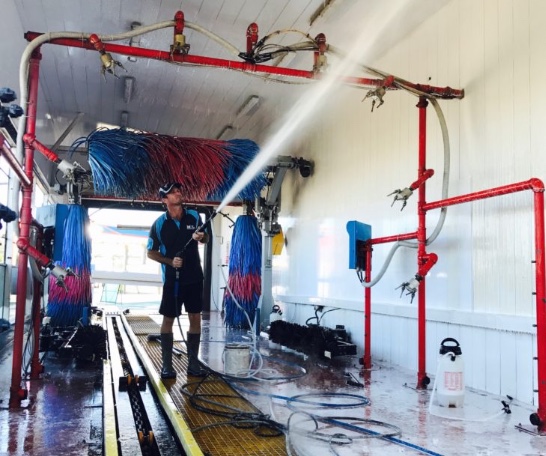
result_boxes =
[180,374,286,437]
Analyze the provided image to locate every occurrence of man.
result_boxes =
[147,182,209,379]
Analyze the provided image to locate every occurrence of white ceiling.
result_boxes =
[0,0,451,195]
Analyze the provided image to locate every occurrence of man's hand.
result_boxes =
[172,256,183,268]
[192,232,207,242]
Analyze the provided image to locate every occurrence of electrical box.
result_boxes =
[35,204,70,262]
[346,220,371,270]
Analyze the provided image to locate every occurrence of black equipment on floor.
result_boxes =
[269,320,357,358]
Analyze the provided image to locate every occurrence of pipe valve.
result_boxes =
[313,33,328,73]
[89,34,127,79]
[172,11,190,55]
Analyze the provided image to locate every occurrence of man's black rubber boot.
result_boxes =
[186,332,207,377]
[160,333,177,380]
[160,368,177,380]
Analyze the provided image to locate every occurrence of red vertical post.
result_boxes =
[416,96,429,389]
[29,276,43,379]
[363,244,372,369]
[533,189,546,429]
[29,226,44,379]
[9,48,41,405]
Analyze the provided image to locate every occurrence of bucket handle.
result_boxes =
[440,337,460,347]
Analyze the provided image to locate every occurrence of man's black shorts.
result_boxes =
[159,281,203,317]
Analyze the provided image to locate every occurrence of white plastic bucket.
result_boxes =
[436,338,465,408]
[224,343,250,376]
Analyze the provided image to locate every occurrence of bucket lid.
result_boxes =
[439,337,462,355]
[225,343,250,351]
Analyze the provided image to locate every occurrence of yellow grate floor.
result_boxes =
[126,315,287,456]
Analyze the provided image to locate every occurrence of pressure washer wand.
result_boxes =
[174,210,218,289]
[175,210,218,259]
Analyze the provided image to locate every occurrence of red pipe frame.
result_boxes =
[416,98,429,389]
[10,12,545,430]
[27,227,45,380]
[23,31,464,99]
[361,98,546,428]
[9,48,41,405]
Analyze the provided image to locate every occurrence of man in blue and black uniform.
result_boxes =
[147,182,209,379]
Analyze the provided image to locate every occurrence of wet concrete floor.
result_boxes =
[1,310,546,455]
[0,327,103,456]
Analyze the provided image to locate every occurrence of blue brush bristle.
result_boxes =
[78,129,267,201]
[47,205,92,327]
[223,215,262,329]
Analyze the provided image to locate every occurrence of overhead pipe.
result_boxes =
[23,31,464,98]
[9,48,41,406]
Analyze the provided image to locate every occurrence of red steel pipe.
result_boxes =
[10,48,41,405]
[28,226,45,379]
[23,134,61,163]
[533,189,546,430]
[363,245,372,369]
[23,31,464,98]
[369,231,418,245]
[410,168,434,191]
[0,136,32,187]
[423,179,544,211]
[16,238,54,269]
[424,177,546,428]
[416,97,429,389]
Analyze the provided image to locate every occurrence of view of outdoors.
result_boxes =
[88,208,164,308]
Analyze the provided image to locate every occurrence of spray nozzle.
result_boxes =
[388,187,414,211]
[396,274,423,303]
[48,265,76,291]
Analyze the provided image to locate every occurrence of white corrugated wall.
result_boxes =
[271,0,546,406]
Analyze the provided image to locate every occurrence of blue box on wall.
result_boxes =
[35,204,70,262]
[346,220,371,270]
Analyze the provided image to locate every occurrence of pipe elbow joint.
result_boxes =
[88,34,104,52]
[418,252,438,277]
[22,133,35,146]
[16,238,29,252]
[529,178,545,193]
